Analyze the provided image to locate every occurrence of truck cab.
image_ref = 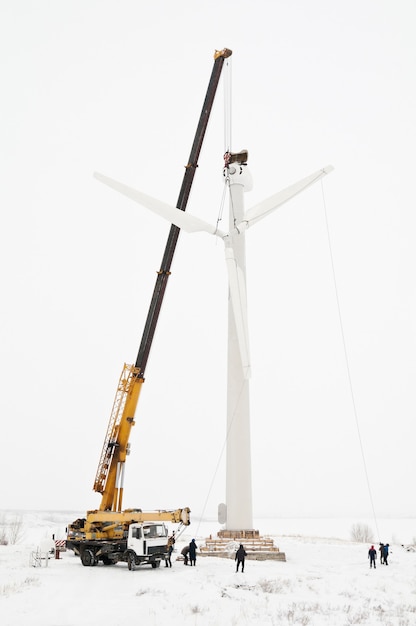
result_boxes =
[126,522,168,569]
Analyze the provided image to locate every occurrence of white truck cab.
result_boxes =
[126,522,168,569]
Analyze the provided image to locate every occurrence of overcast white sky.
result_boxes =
[1,1,416,522]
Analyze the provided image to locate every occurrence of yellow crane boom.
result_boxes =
[93,364,142,511]
[91,48,232,513]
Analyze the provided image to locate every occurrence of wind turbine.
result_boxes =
[94,157,333,533]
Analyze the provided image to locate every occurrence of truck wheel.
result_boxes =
[151,560,160,569]
[81,549,96,567]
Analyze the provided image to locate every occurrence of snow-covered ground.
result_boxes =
[1,511,415,625]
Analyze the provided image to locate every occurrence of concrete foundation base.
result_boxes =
[199,529,286,562]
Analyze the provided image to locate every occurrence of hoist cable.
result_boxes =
[214,58,232,236]
[223,56,232,153]
[321,180,380,541]
[215,178,227,235]
[222,172,239,228]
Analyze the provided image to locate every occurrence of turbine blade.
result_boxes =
[240,165,334,229]
[94,172,221,235]
[224,247,251,379]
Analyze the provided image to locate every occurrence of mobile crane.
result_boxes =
[67,48,232,568]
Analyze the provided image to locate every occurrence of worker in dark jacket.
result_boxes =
[165,533,175,568]
[368,545,377,568]
[235,544,247,572]
[383,543,389,565]
[189,539,197,566]
[379,543,384,564]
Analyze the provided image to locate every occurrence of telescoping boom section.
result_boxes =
[93,363,141,512]
[90,48,232,514]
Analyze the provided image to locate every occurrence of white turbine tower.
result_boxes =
[94,158,333,534]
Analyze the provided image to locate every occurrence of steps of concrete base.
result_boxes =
[199,534,286,562]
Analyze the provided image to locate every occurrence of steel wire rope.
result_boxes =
[212,55,232,234]
[320,180,380,541]
[222,58,241,230]
[223,55,232,154]
[214,171,228,236]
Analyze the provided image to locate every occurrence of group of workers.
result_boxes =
[180,538,198,566]
[165,534,248,572]
[368,542,390,568]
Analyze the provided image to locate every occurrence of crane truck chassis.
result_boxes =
[67,508,190,568]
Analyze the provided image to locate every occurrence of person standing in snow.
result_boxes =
[368,545,377,568]
[165,533,175,568]
[235,544,247,573]
[189,539,197,566]
[181,545,189,565]
[383,543,389,565]
[379,543,384,564]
